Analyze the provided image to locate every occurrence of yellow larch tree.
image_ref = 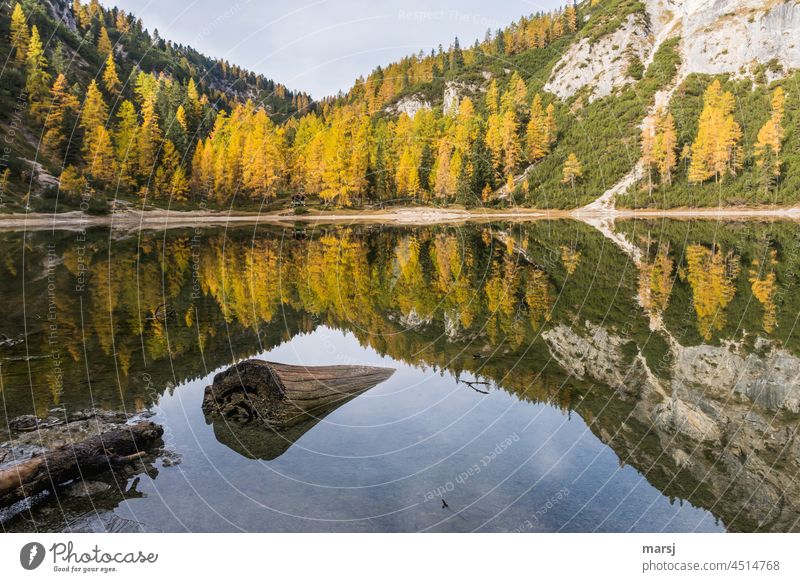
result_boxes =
[434,141,456,201]
[526,94,550,161]
[87,126,117,185]
[688,80,742,184]
[560,245,581,275]
[638,244,673,315]
[80,80,109,155]
[25,25,51,122]
[561,152,582,191]
[501,108,521,179]
[640,113,657,196]
[654,110,677,186]
[97,26,113,58]
[137,98,162,182]
[102,53,121,96]
[10,3,29,66]
[754,86,785,195]
[42,73,79,156]
[114,100,139,188]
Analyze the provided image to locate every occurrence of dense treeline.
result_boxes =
[1,0,582,210]
[0,0,309,209]
[620,69,799,208]
[1,0,796,211]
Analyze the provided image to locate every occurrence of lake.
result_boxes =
[1,218,799,532]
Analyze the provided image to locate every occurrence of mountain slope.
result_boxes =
[0,0,798,213]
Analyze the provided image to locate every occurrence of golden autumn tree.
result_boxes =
[640,113,657,196]
[564,4,578,33]
[688,80,742,184]
[643,108,678,192]
[525,269,553,331]
[87,126,117,185]
[486,112,504,179]
[9,3,29,66]
[114,100,139,188]
[501,108,521,178]
[242,108,285,198]
[485,79,500,115]
[97,26,113,58]
[42,73,79,156]
[80,80,109,155]
[754,87,785,195]
[526,94,550,161]
[138,98,162,181]
[102,53,121,96]
[561,152,582,191]
[545,103,557,146]
[560,244,581,275]
[434,141,456,201]
[25,26,51,122]
[654,110,677,186]
[396,146,421,197]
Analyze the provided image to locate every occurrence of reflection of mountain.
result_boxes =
[543,322,800,532]
[2,221,799,530]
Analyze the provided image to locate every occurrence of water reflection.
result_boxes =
[1,219,799,532]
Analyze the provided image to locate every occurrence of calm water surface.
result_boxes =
[2,219,799,532]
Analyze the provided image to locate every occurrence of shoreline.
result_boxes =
[1,205,799,231]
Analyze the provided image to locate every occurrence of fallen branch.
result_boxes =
[0,421,163,508]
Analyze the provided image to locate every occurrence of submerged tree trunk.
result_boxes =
[0,421,163,508]
[202,359,395,428]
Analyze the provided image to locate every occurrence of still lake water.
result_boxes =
[1,218,799,532]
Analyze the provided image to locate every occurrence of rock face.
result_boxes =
[678,0,800,76]
[443,81,481,115]
[543,321,800,531]
[44,0,78,31]
[386,95,431,119]
[545,0,800,102]
[544,14,652,102]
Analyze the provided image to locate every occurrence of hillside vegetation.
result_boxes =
[0,0,797,212]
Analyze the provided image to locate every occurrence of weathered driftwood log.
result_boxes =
[202,360,395,428]
[0,421,163,507]
[202,360,395,460]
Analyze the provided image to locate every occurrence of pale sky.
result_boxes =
[101,0,565,98]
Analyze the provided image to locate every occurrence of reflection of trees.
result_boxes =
[560,244,581,275]
[3,222,791,421]
[638,243,674,316]
[749,249,778,333]
[684,244,740,340]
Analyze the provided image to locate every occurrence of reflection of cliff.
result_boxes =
[543,322,800,532]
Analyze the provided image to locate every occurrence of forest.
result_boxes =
[0,0,796,211]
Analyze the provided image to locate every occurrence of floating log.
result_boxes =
[202,360,395,459]
[0,421,163,508]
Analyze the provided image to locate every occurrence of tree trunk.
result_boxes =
[0,421,163,507]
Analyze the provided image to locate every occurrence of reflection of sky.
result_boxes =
[123,326,723,532]
[101,0,566,97]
